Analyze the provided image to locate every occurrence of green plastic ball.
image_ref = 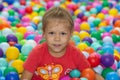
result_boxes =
[102,68,114,78]
[4,66,18,76]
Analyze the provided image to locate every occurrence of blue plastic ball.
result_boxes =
[5,72,19,80]
[69,69,81,78]
[106,72,119,80]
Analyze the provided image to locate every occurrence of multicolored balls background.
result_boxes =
[0,0,120,80]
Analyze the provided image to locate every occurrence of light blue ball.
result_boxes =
[0,58,8,67]
[80,77,88,80]
[106,72,119,80]
[69,69,81,78]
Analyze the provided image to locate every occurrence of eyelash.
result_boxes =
[48,32,67,35]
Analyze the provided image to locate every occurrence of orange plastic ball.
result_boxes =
[84,47,95,55]
[81,68,95,80]
[114,20,120,27]
[110,29,120,35]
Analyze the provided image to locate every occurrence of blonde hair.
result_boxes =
[42,7,74,31]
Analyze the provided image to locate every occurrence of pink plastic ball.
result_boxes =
[34,34,42,43]
[46,1,54,9]
[74,23,80,32]
[60,75,71,80]
[101,8,108,14]
[18,9,25,15]
[102,32,111,39]
[24,31,34,39]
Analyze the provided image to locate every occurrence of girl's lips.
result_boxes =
[53,44,61,47]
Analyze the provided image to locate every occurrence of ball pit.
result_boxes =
[0,0,119,80]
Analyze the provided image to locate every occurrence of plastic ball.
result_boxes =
[71,35,80,45]
[102,68,114,78]
[110,29,120,35]
[0,35,7,43]
[11,60,24,74]
[87,53,100,67]
[69,69,81,78]
[0,4,4,11]
[17,27,27,35]
[25,40,37,47]
[0,58,8,67]
[100,53,114,67]
[34,34,42,44]
[102,36,113,43]
[93,18,101,26]
[84,47,94,55]
[26,34,35,40]
[5,72,19,80]
[0,48,3,57]
[6,34,18,43]
[21,44,33,56]
[79,31,90,41]
[109,8,118,16]
[80,77,88,80]
[14,44,22,52]
[91,31,101,40]
[82,37,93,44]
[74,23,80,32]
[2,28,14,37]
[25,6,33,14]
[80,22,90,31]
[4,0,15,5]
[24,31,34,39]
[60,75,71,80]
[90,42,102,51]
[102,32,111,39]
[77,42,88,51]
[93,65,103,75]
[106,72,119,80]
[15,32,23,42]
[81,68,95,80]
[0,76,5,80]
[97,13,105,20]
[71,78,80,80]
[6,46,20,60]
[90,8,97,14]
[19,39,27,46]
[4,66,18,76]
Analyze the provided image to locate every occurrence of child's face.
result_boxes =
[43,20,73,56]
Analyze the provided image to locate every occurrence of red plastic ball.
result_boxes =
[86,5,92,11]
[25,6,33,14]
[87,53,100,67]
[20,0,26,5]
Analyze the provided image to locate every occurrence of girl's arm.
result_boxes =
[21,70,33,80]
[95,73,104,80]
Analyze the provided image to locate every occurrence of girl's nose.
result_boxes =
[54,34,60,41]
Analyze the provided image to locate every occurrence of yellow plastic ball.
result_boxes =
[30,2,36,7]
[109,8,118,16]
[77,42,88,51]
[11,60,24,74]
[114,49,120,59]
[97,13,105,20]
[80,22,90,31]
[6,47,20,60]
[32,16,41,24]
[31,12,38,18]
[79,31,90,41]
[99,22,107,27]
[73,31,80,36]
[60,4,66,9]
[74,9,81,16]
[17,27,27,34]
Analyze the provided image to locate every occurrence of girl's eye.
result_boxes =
[48,32,54,35]
[61,32,67,35]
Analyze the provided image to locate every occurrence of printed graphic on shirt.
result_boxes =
[37,64,63,80]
